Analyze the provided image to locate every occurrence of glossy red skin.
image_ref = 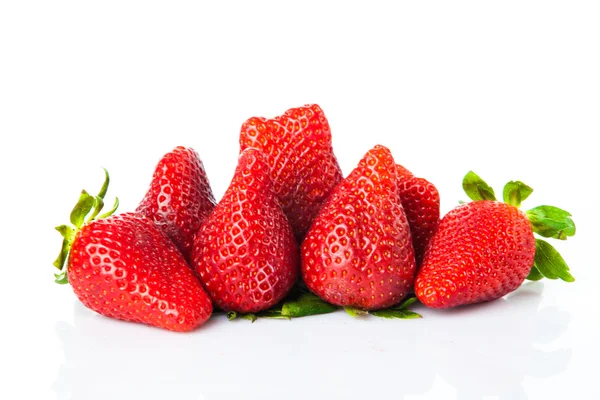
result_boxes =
[239,104,343,242]
[416,201,536,308]
[396,166,440,268]
[192,149,299,313]
[68,213,213,332]
[137,146,216,261]
[301,145,416,310]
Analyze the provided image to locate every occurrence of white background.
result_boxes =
[1,1,599,399]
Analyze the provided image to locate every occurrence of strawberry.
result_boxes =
[416,171,575,308]
[137,146,216,261]
[53,170,213,332]
[301,145,416,310]
[192,148,299,313]
[395,164,440,267]
[239,104,343,241]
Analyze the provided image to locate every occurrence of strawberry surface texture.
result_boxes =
[69,212,213,332]
[239,104,343,242]
[137,146,216,261]
[192,148,299,313]
[395,165,440,268]
[301,145,416,310]
[416,200,535,308]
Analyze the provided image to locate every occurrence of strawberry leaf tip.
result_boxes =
[533,239,575,282]
[526,265,544,281]
[462,171,496,201]
[69,190,95,229]
[344,306,369,317]
[503,181,533,208]
[53,169,119,285]
[227,311,258,322]
[526,206,576,240]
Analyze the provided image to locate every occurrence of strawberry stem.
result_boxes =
[53,169,119,285]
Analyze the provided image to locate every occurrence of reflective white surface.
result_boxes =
[50,283,578,400]
[2,1,599,399]
[7,267,598,400]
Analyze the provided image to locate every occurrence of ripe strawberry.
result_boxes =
[416,171,575,308]
[395,164,440,267]
[301,145,416,310]
[239,104,343,241]
[192,148,299,313]
[53,170,213,332]
[137,146,216,261]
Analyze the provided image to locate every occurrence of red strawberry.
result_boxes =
[416,171,575,308]
[192,148,299,313]
[395,165,440,267]
[239,104,343,241]
[137,146,216,261]
[301,145,416,310]
[53,171,212,332]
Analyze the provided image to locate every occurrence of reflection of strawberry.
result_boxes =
[53,171,212,332]
[239,104,343,241]
[395,164,440,267]
[416,283,572,399]
[137,146,216,261]
[54,302,209,399]
[416,171,575,308]
[192,149,299,313]
[301,145,416,310]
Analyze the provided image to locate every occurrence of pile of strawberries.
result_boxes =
[53,104,576,332]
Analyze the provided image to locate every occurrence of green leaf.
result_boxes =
[52,238,70,270]
[97,168,110,199]
[389,295,418,310]
[86,196,105,223]
[344,306,368,317]
[227,311,238,320]
[54,269,68,284]
[86,168,111,222]
[227,310,259,321]
[69,190,95,229]
[526,206,576,240]
[257,308,290,320]
[526,265,544,281]
[503,181,533,208]
[55,224,75,241]
[281,293,338,318]
[241,313,258,322]
[533,239,575,282]
[462,171,496,201]
[53,225,75,273]
[370,309,422,319]
[98,197,119,219]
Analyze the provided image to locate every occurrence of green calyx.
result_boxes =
[52,168,119,285]
[461,171,576,283]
